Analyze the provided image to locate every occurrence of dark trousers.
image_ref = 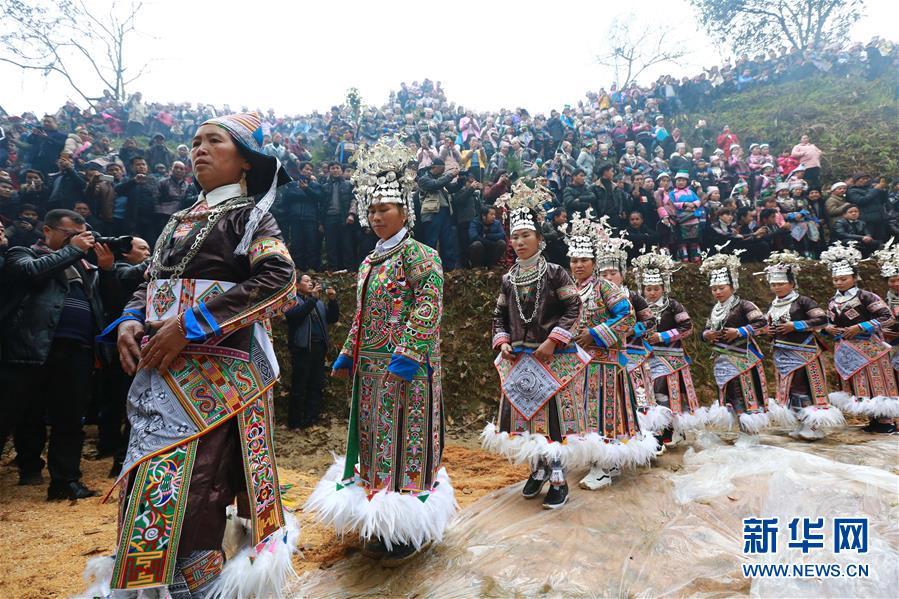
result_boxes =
[288,342,327,428]
[804,167,821,192]
[288,219,323,271]
[423,207,459,270]
[468,239,506,267]
[3,339,93,483]
[323,220,357,270]
[97,359,131,459]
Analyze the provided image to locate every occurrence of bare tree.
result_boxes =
[595,15,690,88]
[0,0,148,107]
[690,0,864,55]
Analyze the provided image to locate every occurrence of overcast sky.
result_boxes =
[1,0,895,117]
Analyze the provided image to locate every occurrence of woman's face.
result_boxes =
[600,268,623,286]
[644,284,663,303]
[889,276,899,294]
[570,256,595,282]
[832,274,856,292]
[368,203,405,240]
[190,124,251,192]
[770,281,794,298]
[711,284,734,302]
[511,228,540,260]
[720,212,734,224]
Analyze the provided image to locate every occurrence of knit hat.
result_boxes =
[830,181,848,191]
[200,112,291,255]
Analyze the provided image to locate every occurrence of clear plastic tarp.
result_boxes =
[292,433,899,598]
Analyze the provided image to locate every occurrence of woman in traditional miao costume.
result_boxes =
[758,251,845,440]
[824,242,899,434]
[481,179,588,509]
[632,247,706,444]
[875,243,899,433]
[306,138,456,564]
[564,211,653,491]
[593,224,671,444]
[699,249,771,433]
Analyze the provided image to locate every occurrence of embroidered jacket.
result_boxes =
[826,288,891,333]
[703,298,766,348]
[492,262,581,350]
[768,294,827,344]
[113,197,296,352]
[652,298,692,348]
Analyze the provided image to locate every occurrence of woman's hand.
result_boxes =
[117,320,144,376]
[534,339,556,364]
[500,343,515,361]
[774,321,796,335]
[139,317,189,372]
[702,329,720,342]
[331,367,349,379]
[575,331,595,349]
[722,327,740,342]
[647,332,662,344]
[841,324,861,339]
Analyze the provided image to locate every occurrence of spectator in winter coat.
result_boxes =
[790,134,823,190]
[716,126,740,159]
[467,205,506,268]
[576,140,597,181]
[832,204,881,256]
[146,134,174,172]
[282,162,323,271]
[563,169,597,219]
[594,164,630,229]
[24,115,67,177]
[824,181,850,225]
[846,173,889,241]
[624,211,658,258]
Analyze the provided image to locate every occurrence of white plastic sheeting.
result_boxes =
[292,433,898,598]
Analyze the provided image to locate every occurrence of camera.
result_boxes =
[90,231,134,253]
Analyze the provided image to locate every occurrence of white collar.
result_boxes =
[836,287,859,299]
[374,227,408,254]
[197,183,243,208]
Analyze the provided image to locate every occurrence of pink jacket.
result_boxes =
[790,143,822,169]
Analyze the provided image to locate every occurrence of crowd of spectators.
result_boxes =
[0,37,896,500]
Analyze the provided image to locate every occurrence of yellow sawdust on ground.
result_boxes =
[0,423,526,597]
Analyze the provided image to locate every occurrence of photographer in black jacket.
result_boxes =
[0,209,116,500]
[96,236,150,476]
[284,274,339,429]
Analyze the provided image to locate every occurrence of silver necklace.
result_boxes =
[148,196,251,291]
[510,256,547,324]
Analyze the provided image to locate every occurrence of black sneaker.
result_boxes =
[360,537,389,559]
[18,471,44,486]
[47,480,98,501]
[381,543,420,567]
[862,420,898,434]
[522,467,549,498]
[542,483,569,509]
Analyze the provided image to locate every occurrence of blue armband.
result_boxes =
[388,354,420,382]
[96,309,144,344]
[332,353,352,371]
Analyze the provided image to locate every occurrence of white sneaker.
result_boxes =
[579,465,613,490]
[798,422,825,441]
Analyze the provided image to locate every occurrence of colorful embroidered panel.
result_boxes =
[112,441,197,590]
[238,392,285,547]
[248,236,293,268]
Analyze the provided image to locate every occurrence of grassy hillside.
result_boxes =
[678,74,898,181]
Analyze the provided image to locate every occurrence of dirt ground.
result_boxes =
[0,418,527,598]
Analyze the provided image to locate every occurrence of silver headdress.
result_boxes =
[564,208,606,259]
[761,250,805,285]
[595,216,632,272]
[495,179,554,234]
[873,238,899,278]
[820,241,862,277]
[632,246,681,294]
[699,243,745,289]
[350,136,416,229]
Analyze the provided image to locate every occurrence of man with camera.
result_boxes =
[0,208,117,500]
[285,274,339,429]
[116,155,160,242]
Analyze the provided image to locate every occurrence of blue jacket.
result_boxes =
[468,219,505,245]
[285,295,339,350]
